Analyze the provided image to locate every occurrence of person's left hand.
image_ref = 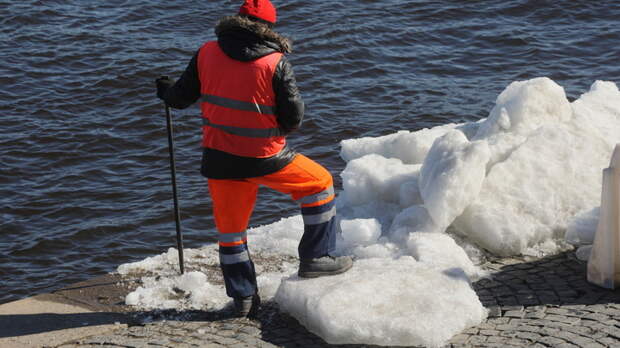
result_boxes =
[155,76,175,100]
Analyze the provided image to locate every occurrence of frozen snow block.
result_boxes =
[407,232,487,280]
[481,77,572,137]
[419,130,490,230]
[275,257,487,347]
[340,218,382,248]
[472,77,574,167]
[248,215,304,257]
[124,271,228,311]
[571,80,620,147]
[389,205,438,239]
[340,125,458,164]
[455,122,608,256]
[340,154,420,206]
[566,207,600,246]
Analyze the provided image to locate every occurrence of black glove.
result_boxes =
[155,75,175,100]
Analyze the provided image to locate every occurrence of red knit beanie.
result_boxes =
[239,0,277,25]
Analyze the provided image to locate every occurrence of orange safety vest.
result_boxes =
[197,41,285,158]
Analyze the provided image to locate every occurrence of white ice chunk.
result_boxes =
[389,205,439,242]
[455,123,608,255]
[350,242,401,259]
[340,154,420,206]
[337,200,402,231]
[406,232,487,280]
[338,219,401,259]
[340,125,458,164]
[566,207,600,246]
[474,77,573,169]
[248,215,304,257]
[572,81,620,146]
[452,78,617,256]
[475,107,511,138]
[275,257,487,347]
[419,130,490,230]
[125,271,228,311]
[522,239,572,258]
[398,171,423,208]
[256,262,298,300]
[576,245,593,261]
[486,77,572,136]
[340,218,382,248]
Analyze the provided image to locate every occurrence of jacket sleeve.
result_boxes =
[163,50,201,109]
[272,56,304,134]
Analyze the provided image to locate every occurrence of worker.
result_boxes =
[155,0,353,317]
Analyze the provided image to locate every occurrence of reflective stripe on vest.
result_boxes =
[202,118,283,138]
[201,94,275,115]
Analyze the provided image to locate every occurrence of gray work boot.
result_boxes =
[298,255,353,278]
[233,293,260,318]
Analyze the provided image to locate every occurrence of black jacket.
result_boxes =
[162,16,304,179]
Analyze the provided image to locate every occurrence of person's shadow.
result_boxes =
[0,311,127,338]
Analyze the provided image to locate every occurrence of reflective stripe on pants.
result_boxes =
[218,243,257,298]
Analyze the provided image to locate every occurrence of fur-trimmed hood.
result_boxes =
[215,15,292,62]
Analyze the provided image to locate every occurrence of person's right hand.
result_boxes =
[155,76,175,100]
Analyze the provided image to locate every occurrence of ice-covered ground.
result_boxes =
[117,78,620,347]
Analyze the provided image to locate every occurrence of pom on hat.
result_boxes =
[239,0,277,24]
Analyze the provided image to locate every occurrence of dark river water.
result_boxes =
[1,0,618,304]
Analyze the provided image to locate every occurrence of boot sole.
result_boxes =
[298,261,353,278]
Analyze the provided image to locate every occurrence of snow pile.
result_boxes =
[118,242,298,311]
[117,78,620,347]
[125,271,228,310]
[340,78,619,257]
[118,247,228,310]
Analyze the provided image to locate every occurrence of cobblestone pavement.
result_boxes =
[56,251,620,348]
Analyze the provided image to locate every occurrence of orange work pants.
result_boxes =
[208,154,337,298]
